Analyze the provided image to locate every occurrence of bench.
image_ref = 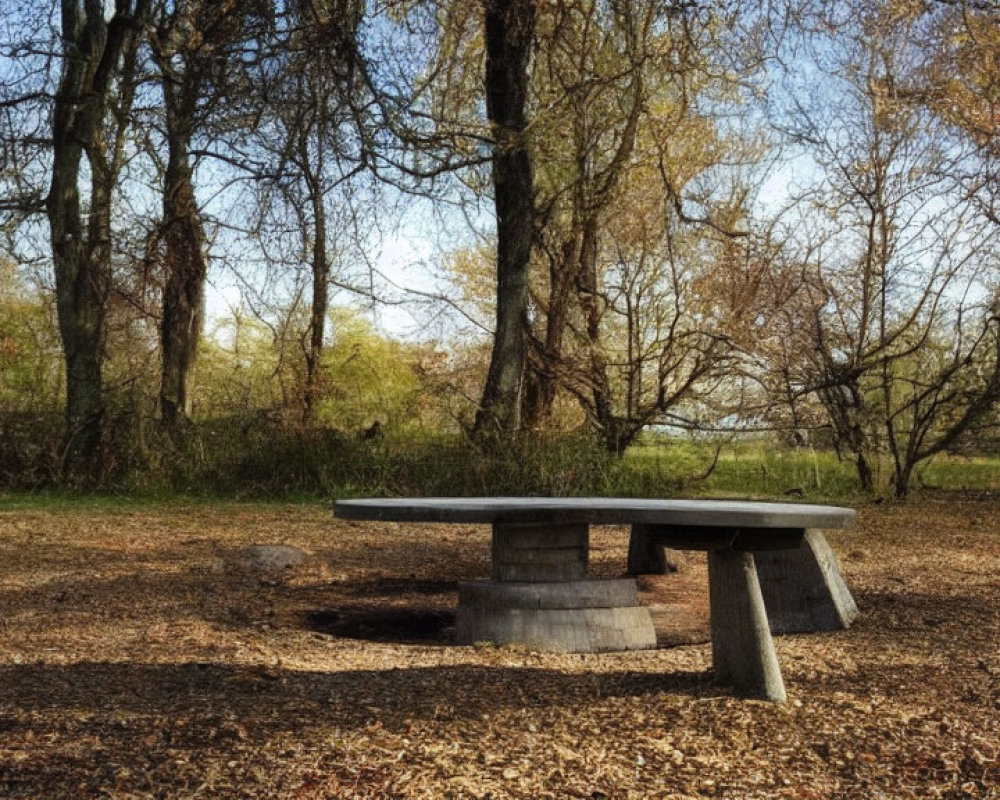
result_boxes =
[334,497,857,701]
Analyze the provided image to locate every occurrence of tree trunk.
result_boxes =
[522,235,577,429]
[820,380,875,493]
[155,25,209,436]
[892,462,912,500]
[159,125,206,432]
[474,0,536,441]
[49,133,106,470]
[303,169,329,425]
[48,0,149,477]
[576,215,620,449]
[856,451,874,493]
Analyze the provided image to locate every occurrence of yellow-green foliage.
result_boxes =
[190,306,433,434]
[190,314,285,416]
[0,261,62,413]
[313,308,429,433]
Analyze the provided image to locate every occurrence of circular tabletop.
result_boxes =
[334,497,856,529]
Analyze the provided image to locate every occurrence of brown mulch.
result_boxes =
[0,497,997,799]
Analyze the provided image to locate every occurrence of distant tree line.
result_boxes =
[0,0,998,497]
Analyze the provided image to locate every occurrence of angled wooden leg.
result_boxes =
[707,550,787,702]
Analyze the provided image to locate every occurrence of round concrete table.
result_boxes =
[334,497,857,701]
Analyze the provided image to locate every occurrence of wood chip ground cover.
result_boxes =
[0,497,997,799]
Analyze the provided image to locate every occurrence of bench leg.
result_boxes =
[627,523,671,575]
[754,529,858,634]
[707,550,787,702]
[491,522,588,582]
[455,579,656,653]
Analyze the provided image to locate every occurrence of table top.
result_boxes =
[334,497,856,529]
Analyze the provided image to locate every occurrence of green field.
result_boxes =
[623,439,1000,502]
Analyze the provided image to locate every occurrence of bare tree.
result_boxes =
[519,0,652,431]
[767,0,1000,495]
[47,0,150,477]
[517,1,764,452]
[251,0,369,425]
[0,8,51,240]
[908,1,999,227]
[148,0,213,433]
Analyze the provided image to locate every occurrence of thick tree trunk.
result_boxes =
[48,0,148,477]
[50,197,106,469]
[49,144,105,468]
[521,237,576,429]
[474,0,536,441]
[892,462,912,500]
[856,450,874,493]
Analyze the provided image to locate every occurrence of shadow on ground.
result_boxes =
[0,660,716,742]
[304,607,456,643]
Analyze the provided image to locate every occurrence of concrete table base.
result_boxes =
[491,522,588,582]
[629,523,858,634]
[754,530,859,633]
[708,550,786,702]
[462,522,655,652]
[456,578,657,653]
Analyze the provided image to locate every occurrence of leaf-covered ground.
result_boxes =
[0,496,997,799]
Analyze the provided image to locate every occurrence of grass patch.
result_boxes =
[623,439,864,502]
[915,453,1000,492]
[626,439,1000,502]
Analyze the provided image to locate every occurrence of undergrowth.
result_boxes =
[2,411,996,503]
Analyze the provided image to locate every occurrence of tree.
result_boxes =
[148,0,215,434]
[910,1,999,227]
[0,8,50,241]
[47,0,150,477]
[251,0,369,425]
[473,0,536,441]
[767,0,1000,495]
[882,312,1000,497]
[519,1,762,453]
[520,0,652,432]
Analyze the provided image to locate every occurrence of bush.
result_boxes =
[0,412,62,489]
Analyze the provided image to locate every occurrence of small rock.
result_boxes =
[241,545,307,572]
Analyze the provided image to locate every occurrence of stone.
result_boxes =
[456,594,656,653]
[754,529,859,633]
[708,550,786,702]
[491,522,588,582]
[241,545,307,572]
[455,578,656,652]
[458,578,641,610]
[627,524,685,574]
[335,497,857,531]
